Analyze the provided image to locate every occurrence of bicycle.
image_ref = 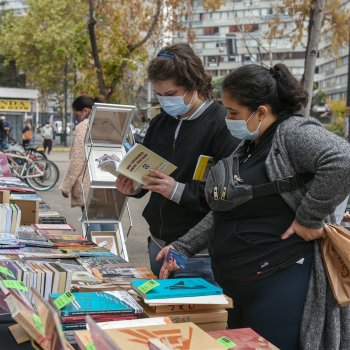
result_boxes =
[5,152,59,191]
[4,136,47,162]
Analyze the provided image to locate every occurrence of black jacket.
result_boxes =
[138,101,238,243]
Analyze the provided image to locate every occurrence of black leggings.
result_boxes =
[220,255,313,350]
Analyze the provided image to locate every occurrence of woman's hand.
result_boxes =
[156,245,180,279]
[61,191,69,198]
[116,174,135,195]
[142,169,176,199]
[281,219,326,241]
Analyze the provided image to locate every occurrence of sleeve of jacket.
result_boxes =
[172,211,214,256]
[285,120,350,228]
[60,122,88,194]
[178,120,238,212]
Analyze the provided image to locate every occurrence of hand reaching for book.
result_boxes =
[116,175,135,195]
[142,169,176,199]
[156,245,180,279]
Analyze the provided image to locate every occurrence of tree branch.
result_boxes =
[127,0,162,52]
[88,0,107,98]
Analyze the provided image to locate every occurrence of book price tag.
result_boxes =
[33,314,44,334]
[0,266,15,278]
[217,336,237,348]
[2,280,28,291]
[53,291,75,310]
[137,279,160,294]
[86,342,96,350]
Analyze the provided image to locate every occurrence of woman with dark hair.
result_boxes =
[60,95,115,234]
[157,63,350,349]
[116,43,236,282]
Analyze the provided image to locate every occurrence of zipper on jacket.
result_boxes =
[221,158,230,199]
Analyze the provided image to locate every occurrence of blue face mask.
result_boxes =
[157,91,193,117]
[225,111,262,140]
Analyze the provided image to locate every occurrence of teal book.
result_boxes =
[49,291,143,317]
[130,278,223,300]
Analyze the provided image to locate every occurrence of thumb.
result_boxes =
[281,225,295,240]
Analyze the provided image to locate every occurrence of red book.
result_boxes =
[208,328,279,349]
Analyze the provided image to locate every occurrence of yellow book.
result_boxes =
[192,155,215,182]
[97,143,177,185]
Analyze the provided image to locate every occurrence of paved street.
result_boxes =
[38,151,151,267]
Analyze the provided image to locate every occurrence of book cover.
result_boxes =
[192,155,215,182]
[97,143,177,185]
[32,223,76,231]
[208,328,279,349]
[50,291,143,317]
[131,278,222,300]
[75,322,226,350]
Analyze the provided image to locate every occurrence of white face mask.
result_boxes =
[157,91,194,117]
[225,111,262,140]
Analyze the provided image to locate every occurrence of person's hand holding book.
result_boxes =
[156,244,180,279]
[115,175,136,195]
[142,169,176,199]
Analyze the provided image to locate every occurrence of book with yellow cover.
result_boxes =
[97,144,177,185]
[192,155,214,182]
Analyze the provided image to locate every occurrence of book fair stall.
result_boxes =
[0,103,279,350]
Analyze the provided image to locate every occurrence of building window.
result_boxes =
[204,26,219,35]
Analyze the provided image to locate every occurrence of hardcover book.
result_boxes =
[192,155,215,182]
[131,278,222,300]
[97,143,177,186]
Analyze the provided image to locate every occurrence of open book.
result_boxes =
[96,144,177,185]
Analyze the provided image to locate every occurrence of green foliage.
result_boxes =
[325,99,346,138]
[312,90,326,106]
[212,78,224,99]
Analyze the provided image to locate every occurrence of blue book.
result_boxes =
[49,291,142,317]
[130,278,223,300]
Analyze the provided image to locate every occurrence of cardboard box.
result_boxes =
[0,190,10,203]
[9,199,39,225]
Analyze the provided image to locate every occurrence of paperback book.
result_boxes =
[97,143,177,185]
[131,278,222,300]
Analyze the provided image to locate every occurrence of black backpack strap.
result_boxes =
[252,173,313,198]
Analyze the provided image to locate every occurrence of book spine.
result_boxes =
[62,314,137,323]
[60,309,136,317]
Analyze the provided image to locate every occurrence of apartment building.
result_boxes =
[315,0,350,101]
[180,0,307,80]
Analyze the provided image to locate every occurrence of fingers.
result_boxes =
[159,261,170,279]
[156,248,167,261]
[281,224,295,240]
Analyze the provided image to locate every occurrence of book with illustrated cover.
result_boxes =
[50,291,143,317]
[192,155,215,182]
[131,278,222,300]
[96,143,177,185]
[75,321,226,350]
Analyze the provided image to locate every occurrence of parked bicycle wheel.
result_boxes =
[25,159,59,191]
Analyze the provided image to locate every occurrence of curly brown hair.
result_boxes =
[148,43,213,99]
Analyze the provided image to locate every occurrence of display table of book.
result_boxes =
[0,177,277,350]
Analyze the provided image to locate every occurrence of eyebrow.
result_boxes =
[154,89,177,95]
[226,107,239,112]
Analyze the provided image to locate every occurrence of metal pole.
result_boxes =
[63,61,68,147]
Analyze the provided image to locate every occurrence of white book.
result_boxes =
[97,143,177,186]
[143,294,230,305]
[92,316,172,330]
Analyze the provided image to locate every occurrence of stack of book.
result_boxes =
[49,291,144,334]
[130,278,231,332]
[0,203,21,238]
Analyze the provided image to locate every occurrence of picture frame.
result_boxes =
[90,231,124,257]
[86,146,125,188]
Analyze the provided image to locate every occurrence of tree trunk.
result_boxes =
[87,0,107,99]
[301,0,325,116]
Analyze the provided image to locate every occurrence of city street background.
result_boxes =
[39,151,151,268]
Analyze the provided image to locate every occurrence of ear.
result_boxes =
[256,105,268,121]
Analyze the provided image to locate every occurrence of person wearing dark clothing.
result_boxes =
[157,64,350,349]
[22,119,33,148]
[116,43,237,282]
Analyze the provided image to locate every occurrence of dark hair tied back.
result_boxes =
[72,95,101,111]
[222,63,308,116]
[148,43,214,99]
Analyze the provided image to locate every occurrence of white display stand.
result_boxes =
[81,103,136,261]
